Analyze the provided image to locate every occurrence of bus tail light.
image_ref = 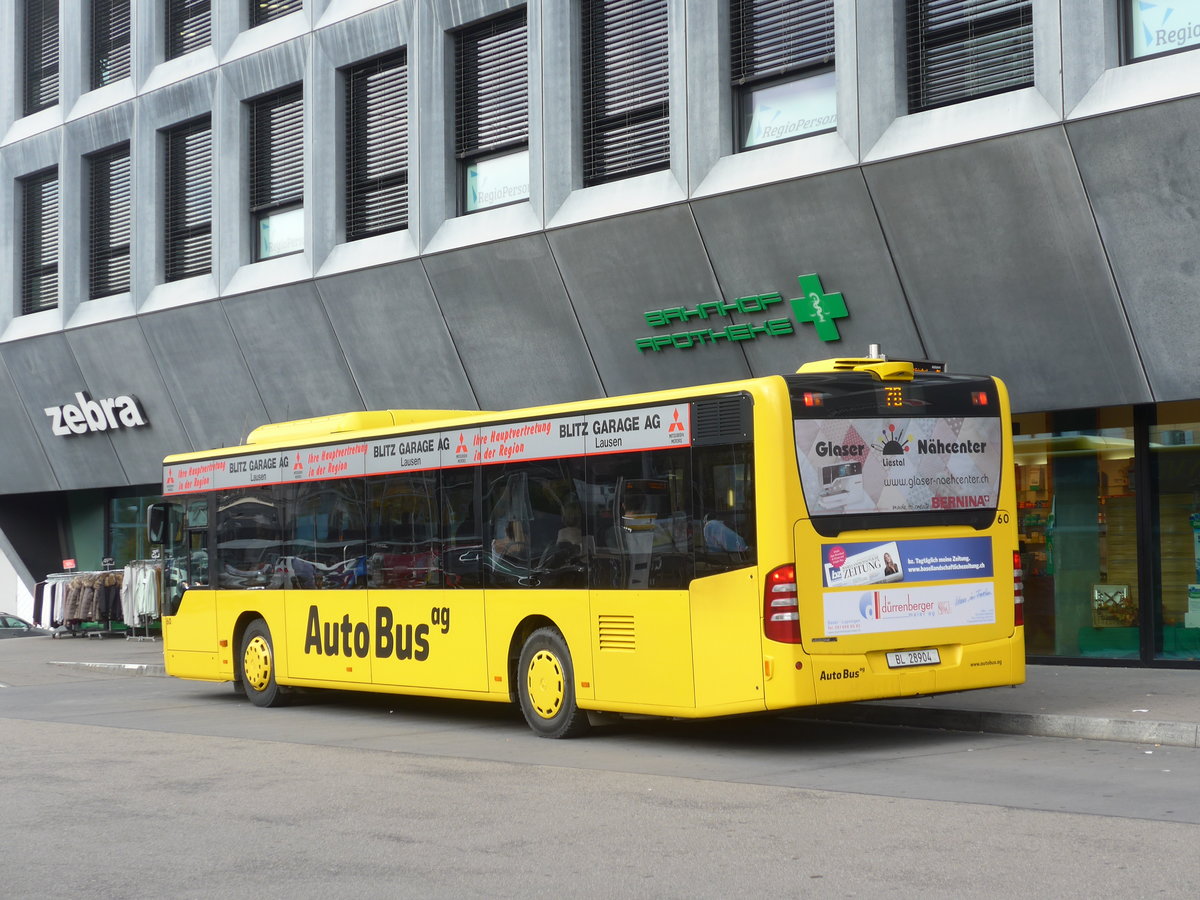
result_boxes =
[1013,551,1024,627]
[764,564,801,644]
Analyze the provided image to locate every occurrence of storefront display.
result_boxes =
[1015,403,1200,663]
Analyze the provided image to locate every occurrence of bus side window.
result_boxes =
[694,444,756,577]
[216,487,285,589]
[584,449,692,590]
[483,460,586,589]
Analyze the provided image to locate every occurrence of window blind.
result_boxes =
[730,0,834,86]
[23,0,59,114]
[89,144,132,298]
[455,11,528,160]
[345,51,409,241]
[166,0,211,60]
[250,0,302,28]
[91,0,131,89]
[581,0,670,186]
[21,168,60,315]
[907,0,1033,113]
[249,87,304,216]
[164,117,213,282]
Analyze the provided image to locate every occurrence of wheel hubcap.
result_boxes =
[243,635,272,692]
[526,649,564,719]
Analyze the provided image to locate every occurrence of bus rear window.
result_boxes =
[787,373,1003,525]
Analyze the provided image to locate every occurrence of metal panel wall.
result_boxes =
[863,127,1150,412]
[547,204,751,396]
[315,261,478,411]
[1,334,130,491]
[691,168,921,374]
[422,235,604,409]
[1067,97,1200,403]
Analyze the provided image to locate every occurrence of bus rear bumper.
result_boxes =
[773,633,1023,708]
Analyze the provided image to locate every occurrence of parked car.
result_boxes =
[0,613,51,638]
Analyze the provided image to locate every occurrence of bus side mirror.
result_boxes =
[148,503,169,545]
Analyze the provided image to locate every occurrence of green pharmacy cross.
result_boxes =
[790,273,847,342]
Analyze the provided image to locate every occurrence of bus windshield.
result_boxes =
[789,373,1004,534]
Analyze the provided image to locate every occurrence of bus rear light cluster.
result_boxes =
[764,563,801,644]
[1013,550,1024,627]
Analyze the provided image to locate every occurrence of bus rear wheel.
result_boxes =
[240,619,288,708]
[517,627,589,739]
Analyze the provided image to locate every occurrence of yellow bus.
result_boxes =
[150,350,1024,737]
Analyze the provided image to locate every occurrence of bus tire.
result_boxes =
[517,627,589,739]
[240,619,288,708]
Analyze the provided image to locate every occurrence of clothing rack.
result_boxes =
[44,570,112,637]
[121,560,163,642]
[34,562,163,639]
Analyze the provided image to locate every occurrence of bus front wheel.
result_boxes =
[517,627,589,739]
[239,619,288,708]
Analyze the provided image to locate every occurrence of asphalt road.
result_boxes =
[2,651,1198,898]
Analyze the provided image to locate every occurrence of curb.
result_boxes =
[48,661,168,678]
[793,703,1200,749]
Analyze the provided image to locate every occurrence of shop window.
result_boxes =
[88,143,132,299]
[1150,401,1200,661]
[1014,408,1139,659]
[163,116,213,281]
[455,10,529,213]
[731,0,835,149]
[344,50,408,241]
[248,85,304,260]
[581,0,670,185]
[108,493,163,568]
[20,167,60,315]
[23,0,59,115]
[91,0,131,89]
[906,0,1033,113]
[1124,0,1200,62]
[250,0,301,28]
[166,0,211,60]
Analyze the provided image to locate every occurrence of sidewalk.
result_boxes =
[796,665,1200,748]
[11,635,1200,747]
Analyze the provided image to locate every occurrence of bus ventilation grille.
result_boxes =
[597,615,636,652]
[692,394,751,445]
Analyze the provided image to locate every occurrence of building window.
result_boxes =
[732,0,835,150]
[906,0,1033,113]
[23,0,59,115]
[250,0,302,29]
[91,1,131,89]
[249,86,304,261]
[20,168,60,315]
[1124,0,1200,62]
[455,10,529,214]
[581,0,669,186]
[166,0,211,60]
[345,50,409,241]
[164,117,213,282]
[89,144,132,298]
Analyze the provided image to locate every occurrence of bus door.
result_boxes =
[152,496,220,675]
[367,468,489,692]
[586,459,696,710]
[787,368,1016,694]
[279,480,373,685]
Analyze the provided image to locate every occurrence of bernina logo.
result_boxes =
[44,392,148,436]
